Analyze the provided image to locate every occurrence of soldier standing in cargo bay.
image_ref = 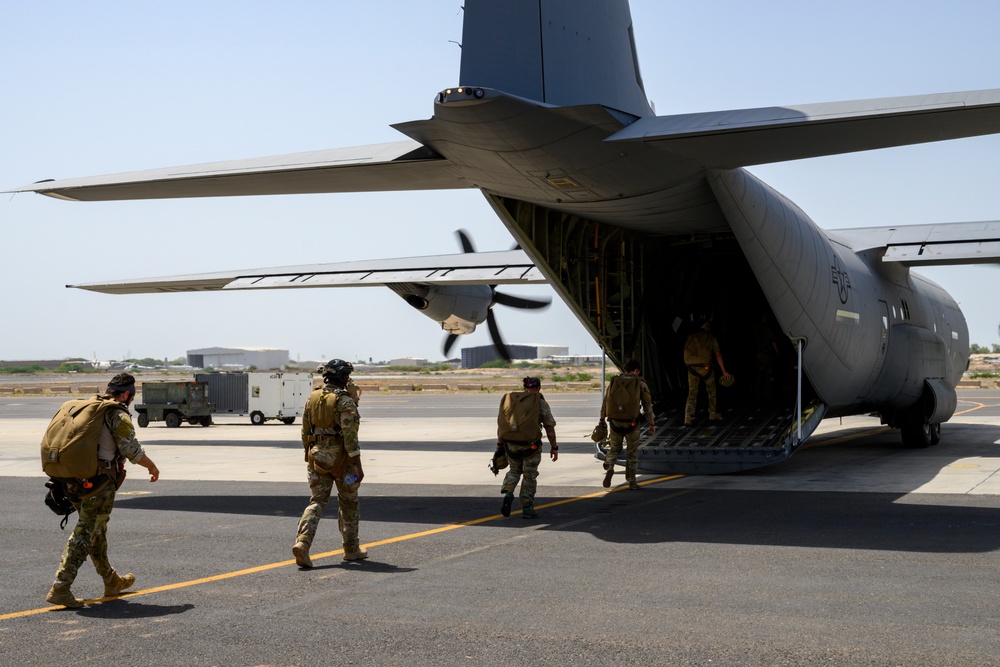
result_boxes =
[684,321,733,426]
[293,359,368,567]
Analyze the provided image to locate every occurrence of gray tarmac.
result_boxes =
[2,392,999,666]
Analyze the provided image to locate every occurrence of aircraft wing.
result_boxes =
[69,249,545,294]
[608,89,1000,168]
[8,141,470,201]
[829,220,1000,266]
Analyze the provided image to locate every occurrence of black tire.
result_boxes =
[137,412,149,428]
[281,417,295,425]
[250,411,265,426]
[200,416,213,427]
[165,412,181,428]
[187,418,200,426]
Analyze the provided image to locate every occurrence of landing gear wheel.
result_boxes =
[900,409,932,449]
[281,417,295,425]
[165,412,181,429]
[137,413,149,428]
[929,422,941,446]
[250,411,265,426]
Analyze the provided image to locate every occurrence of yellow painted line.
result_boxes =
[0,474,683,622]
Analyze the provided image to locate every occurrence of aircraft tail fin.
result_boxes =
[459,0,653,118]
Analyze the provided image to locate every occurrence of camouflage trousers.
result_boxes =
[296,458,361,551]
[55,478,117,583]
[604,422,640,482]
[686,365,717,418]
[501,442,542,507]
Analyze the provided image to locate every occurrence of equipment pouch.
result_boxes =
[590,422,609,443]
[308,446,348,479]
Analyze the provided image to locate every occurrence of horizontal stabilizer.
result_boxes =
[8,141,469,201]
[830,220,1000,266]
[70,250,544,295]
[608,89,1000,167]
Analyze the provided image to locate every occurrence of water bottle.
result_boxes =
[343,472,358,485]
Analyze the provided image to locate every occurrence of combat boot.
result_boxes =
[103,570,136,597]
[602,466,615,488]
[46,580,84,608]
[343,546,369,561]
[292,541,313,568]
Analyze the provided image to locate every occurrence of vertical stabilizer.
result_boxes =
[460,0,653,118]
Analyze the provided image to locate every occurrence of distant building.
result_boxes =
[187,347,288,370]
[461,344,569,369]
[387,357,430,367]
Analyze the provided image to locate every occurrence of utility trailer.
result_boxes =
[135,381,213,428]
[195,372,313,425]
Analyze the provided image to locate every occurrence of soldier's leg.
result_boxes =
[501,454,523,496]
[604,429,624,469]
[55,482,115,584]
[295,467,334,549]
[602,429,623,487]
[85,483,117,579]
[706,373,720,418]
[336,462,362,552]
[623,428,641,483]
[518,450,542,508]
[685,371,702,423]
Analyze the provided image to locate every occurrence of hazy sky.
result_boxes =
[3,1,999,364]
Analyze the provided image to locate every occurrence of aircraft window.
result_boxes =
[892,305,897,319]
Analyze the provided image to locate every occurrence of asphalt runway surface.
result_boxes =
[2,392,999,666]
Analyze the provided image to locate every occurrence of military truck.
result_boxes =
[135,381,213,428]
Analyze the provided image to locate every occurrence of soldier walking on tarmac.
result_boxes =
[45,373,160,608]
[293,359,368,567]
[496,377,558,519]
[599,358,655,490]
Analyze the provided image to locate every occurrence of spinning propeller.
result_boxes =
[442,229,550,360]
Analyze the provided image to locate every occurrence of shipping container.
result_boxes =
[195,372,312,425]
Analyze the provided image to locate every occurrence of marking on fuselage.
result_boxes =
[836,310,860,325]
[831,255,852,304]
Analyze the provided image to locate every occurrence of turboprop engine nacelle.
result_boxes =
[395,284,493,334]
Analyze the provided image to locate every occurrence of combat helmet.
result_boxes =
[318,359,354,385]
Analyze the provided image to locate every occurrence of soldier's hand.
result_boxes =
[647,423,657,436]
[550,448,559,462]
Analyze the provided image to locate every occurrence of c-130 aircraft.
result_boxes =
[10,0,1000,474]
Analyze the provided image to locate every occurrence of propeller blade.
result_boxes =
[456,229,476,254]
[486,309,512,361]
[443,333,459,357]
[493,290,551,310]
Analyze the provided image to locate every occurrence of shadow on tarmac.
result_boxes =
[115,486,1000,555]
[72,599,195,619]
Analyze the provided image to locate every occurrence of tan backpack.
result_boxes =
[497,391,542,443]
[605,374,642,421]
[41,396,125,480]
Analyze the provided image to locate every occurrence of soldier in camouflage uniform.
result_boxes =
[46,373,161,608]
[496,377,558,519]
[599,359,656,490]
[683,321,733,426]
[293,359,368,567]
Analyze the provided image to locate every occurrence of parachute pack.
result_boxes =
[497,391,542,443]
[605,374,642,421]
[40,396,124,480]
